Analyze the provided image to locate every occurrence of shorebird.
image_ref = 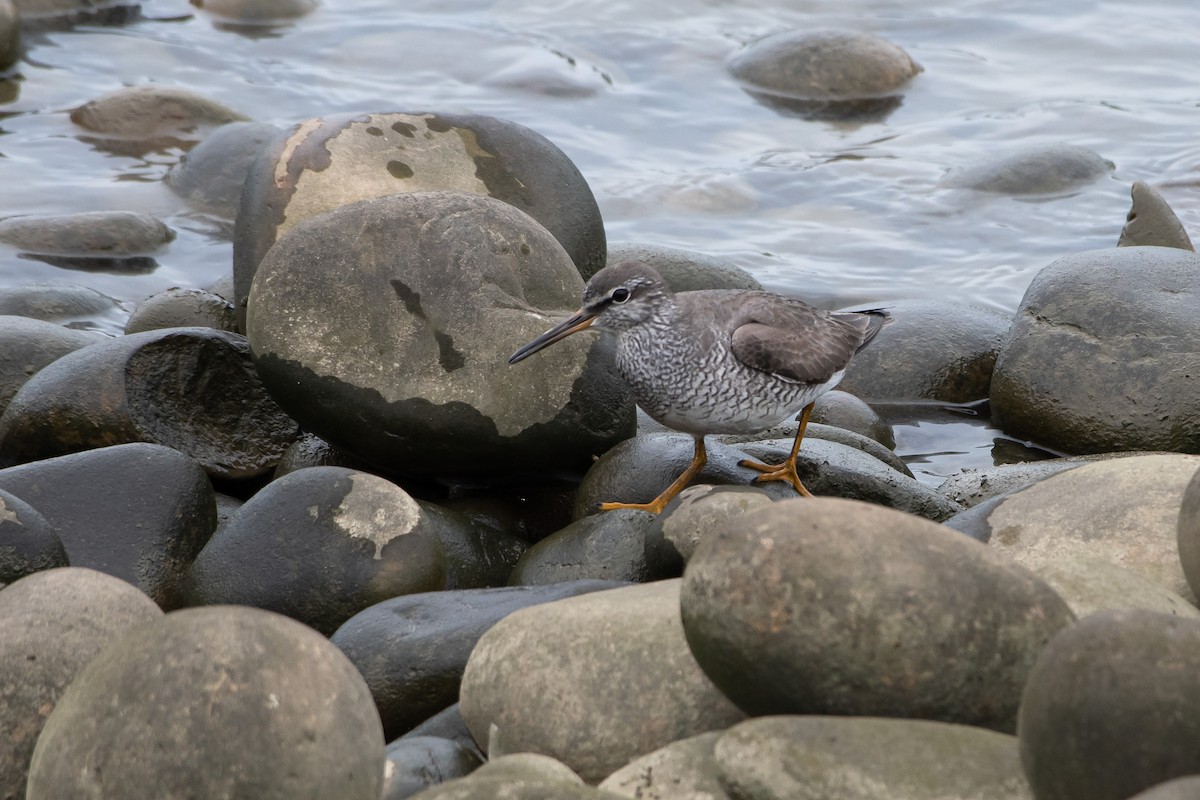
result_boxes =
[509,260,890,513]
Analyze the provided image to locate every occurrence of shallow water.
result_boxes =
[1,0,1196,481]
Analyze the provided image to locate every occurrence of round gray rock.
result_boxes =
[25,605,385,800]
[1018,609,1200,800]
[507,509,656,585]
[716,716,1032,800]
[459,580,746,783]
[192,0,316,22]
[681,497,1075,732]
[991,247,1200,453]
[1118,181,1194,251]
[165,121,282,219]
[810,389,895,448]
[0,488,64,583]
[599,732,728,799]
[247,190,632,478]
[0,315,104,416]
[235,111,607,327]
[0,283,123,324]
[942,144,1113,194]
[381,736,481,800]
[605,243,762,291]
[69,85,247,140]
[124,287,239,334]
[0,568,162,800]
[0,211,174,256]
[837,298,1013,403]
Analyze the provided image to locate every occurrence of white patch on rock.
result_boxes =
[0,498,17,524]
[331,472,422,559]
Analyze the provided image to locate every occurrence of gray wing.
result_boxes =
[730,300,888,384]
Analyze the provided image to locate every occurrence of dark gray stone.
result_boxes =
[716,716,1031,800]
[991,247,1200,453]
[1018,610,1200,800]
[719,420,910,475]
[235,110,607,329]
[25,606,384,800]
[0,568,162,800]
[382,736,482,800]
[605,244,762,291]
[460,580,745,782]
[165,122,282,219]
[124,287,239,334]
[0,327,298,480]
[0,443,217,608]
[1118,181,1194,250]
[0,283,123,323]
[648,484,774,566]
[837,298,1013,403]
[0,211,173,256]
[507,510,656,586]
[272,431,376,478]
[810,389,895,448]
[187,466,448,635]
[332,580,622,740]
[599,732,728,799]
[0,315,104,416]
[247,191,633,479]
[400,704,482,762]
[69,85,247,140]
[942,144,1113,194]
[0,488,64,583]
[681,497,1074,732]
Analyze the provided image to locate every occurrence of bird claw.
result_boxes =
[738,458,813,497]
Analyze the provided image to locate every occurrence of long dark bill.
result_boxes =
[508,310,597,364]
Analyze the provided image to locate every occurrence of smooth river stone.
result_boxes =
[0,315,104,416]
[680,497,1074,732]
[1018,609,1200,800]
[0,487,63,583]
[123,287,239,334]
[25,606,385,800]
[991,247,1200,453]
[69,85,248,140]
[381,736,482,800]
[942,144,1113,194]
[459,580,746,783]
[0,210,173,256]
[599,731,728,800]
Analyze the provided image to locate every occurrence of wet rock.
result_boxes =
[681,497,1074,732]
[0,0,18,71]
[247,190,632,479]
[0,488,64,583]
[1031,557,1200,620]
[459,580,746,782]
[939,457,1100,509]
[124,286,239,334]
[0,315,104,415]
[507,510,656,585]
[717,716,1032,800]
[10,0,137,25]
[942,144,1113,194]
[235,111,607,327]
[599,732,728,799]
[206,271,235,302]
[272,431,376,477]
[186,467,447,635]
[25,606,384,800]
[1118,181,1194,250]
[382,736,482,800]
[981,454,1200,601]
[0,210,173,256]
[647,484,774,569]
[719,420,909,475]
[0,568,162,800]
[1018,610,1200,800]
[399,704,482,761]
[1174,464,1200,599]
[810,389,895,448]
[165,121,282,218]
[69,84,247,140]
[991,247,1200,453]
[0,443,217,607]
[729,30,920,121]
[430,509,527,591]
[605,244,762,291]
[837,298,1012,403]
[332,579,620,740]
[0,282,124,324]
[0,326,298,479]
[191,0,316,23]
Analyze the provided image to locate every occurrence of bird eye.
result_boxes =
[611,287,631,304]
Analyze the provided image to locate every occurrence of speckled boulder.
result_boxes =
[992,247,1200,453]
[331,580,620,740]
[186,467,447,635]
[837,298,1013,403]
[1018,610,1200,800]
[123,287,239,334]
[0,210,173,256]
[717,716,1032,800]
[25,606,384,800]
[0,327,298,480]
[681,497,1074,732]
[69,85,247,141]
[728,29,920,120]
[234,110,606,326]
[0,443,217,607]
[459,580,746,782]
[0,488,64,583]
[599,732,727,799]
[979,454,1200,602]
[165,121,282,219]
[0,568,162,800]
[942,144,1113,194]
[605,243,762,291]
[0,315,104,415]
[247,191,632,479]
[507,510,656,585]
[1118,181,1194,250]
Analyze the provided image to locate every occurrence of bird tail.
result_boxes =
[847,307,891,353]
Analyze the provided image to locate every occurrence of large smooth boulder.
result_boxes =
[247,190,633,479]
[26,607,385,800]
[991,247,1200,454]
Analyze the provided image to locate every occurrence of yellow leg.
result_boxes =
[739,402,814,497]
[599,437,707,514]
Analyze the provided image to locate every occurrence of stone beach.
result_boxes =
[1,3,1200,800]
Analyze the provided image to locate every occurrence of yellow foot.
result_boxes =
[597,499,671,514]
[738,458,813,497]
